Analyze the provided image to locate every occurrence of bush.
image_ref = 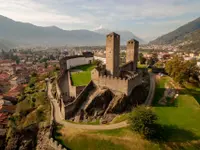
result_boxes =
[129,106,158,139]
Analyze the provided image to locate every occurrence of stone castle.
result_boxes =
[58,32,146,122]
[91,32,142,96]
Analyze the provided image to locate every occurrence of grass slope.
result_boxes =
[153,76,200,143]
[71,64,96,86]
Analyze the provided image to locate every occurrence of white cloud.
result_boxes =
[0,0,84,26]
[93,25,103,30]
[0,0,199,41]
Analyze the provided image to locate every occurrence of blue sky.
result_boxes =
[0,0,200,41]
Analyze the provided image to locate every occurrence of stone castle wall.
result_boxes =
[127,74,143,95]
[92,68,142,96]
[56,71,65,119]
[93,75,128,94]
[48,138,67,150]
[67,71,86,98]
[120,61,133,72]
[67,71,77,97]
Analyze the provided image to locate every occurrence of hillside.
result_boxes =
[0,15,144,47]
[0,39,16,51]
[150,17,200,45]
[95,28,146,44]
[174,29,200,51]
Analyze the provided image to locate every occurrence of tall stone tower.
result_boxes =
[106,32,120,77]
[126,39,139,71]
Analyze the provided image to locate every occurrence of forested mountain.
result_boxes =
[150,17,200,45]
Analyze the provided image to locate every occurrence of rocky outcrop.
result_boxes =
[86,89,113,116]
[104,93,127,115]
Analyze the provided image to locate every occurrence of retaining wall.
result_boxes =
[65,81,94,119]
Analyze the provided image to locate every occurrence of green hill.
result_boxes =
[150,17,200,45]
[173,29,200,51]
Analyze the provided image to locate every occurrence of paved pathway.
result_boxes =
[144,73,156,106]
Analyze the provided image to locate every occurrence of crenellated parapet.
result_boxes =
[48,138,67,150]
[91,68,142,96]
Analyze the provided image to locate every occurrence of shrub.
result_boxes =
[129,106,158,139]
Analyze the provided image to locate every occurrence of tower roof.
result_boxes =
[107,32,119,36]
[127,39,139,44]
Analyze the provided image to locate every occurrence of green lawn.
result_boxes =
[153,75,200,142]
[53,126,160,150]
[70,64,96,86]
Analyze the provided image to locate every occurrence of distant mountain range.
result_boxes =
[0,15,145,50]
[150,17,200,45]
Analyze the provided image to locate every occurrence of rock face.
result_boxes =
[5,125,39,150]
[104,93,127,115]
[5,125,53,150]
[86,89,113,116]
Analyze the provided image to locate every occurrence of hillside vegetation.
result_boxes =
[174,29,200,51]
[150,17,200,45]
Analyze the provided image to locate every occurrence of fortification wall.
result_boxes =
[67,71,77,97]
[48,138,67,150]
[65,81,94,119]
[127,73,143,95]
[36,80,66,150]
[66,57,93,70]
[56,71,65,119]
[67,71,85,97]
[120,61,133,72]
[93,75,128,95]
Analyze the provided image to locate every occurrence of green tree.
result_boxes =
[129,106,158,139]
[165,56,199,83]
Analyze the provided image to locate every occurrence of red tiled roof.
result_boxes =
[0,113,8,125]
[3,85,24,97]
[0,60,12,63]
[0,73,9,80]
[0,105,16,113]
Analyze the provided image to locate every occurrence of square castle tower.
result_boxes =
[91,32,141,96]
[106,32,120,77]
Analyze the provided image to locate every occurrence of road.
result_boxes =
[144,73,156,106]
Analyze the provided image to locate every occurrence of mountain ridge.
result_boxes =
[150,17,200,45]
[0,15,145,48]
[95,28,146,44]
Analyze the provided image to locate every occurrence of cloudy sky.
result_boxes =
[0,0,200,41]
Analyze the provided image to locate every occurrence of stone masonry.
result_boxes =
[126,39,139,71]
[106,32,120,77]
